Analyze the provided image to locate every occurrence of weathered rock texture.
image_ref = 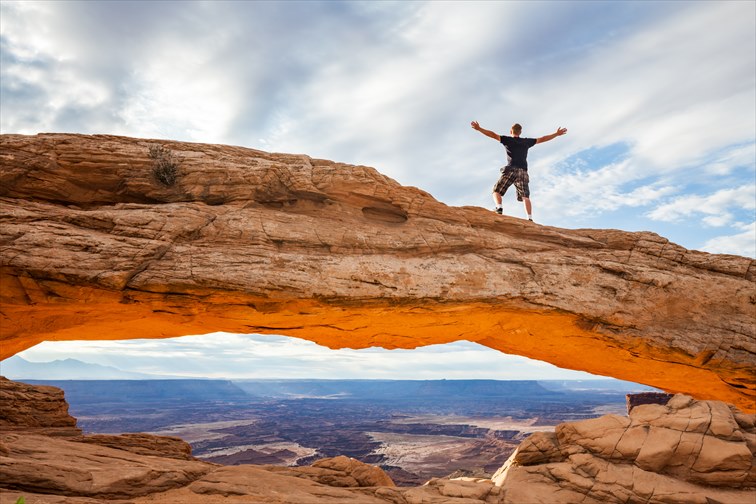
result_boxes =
[0,431,213,500]
[77,432,194,461]
[0,375,194,462]
[1,133,755,410]
[264,455,397,487]
[626,391,675,412]
[1,379,754,503]
[0,375,80,436]
[492,394,756,503]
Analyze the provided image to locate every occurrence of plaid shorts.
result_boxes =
[493,167,530,201]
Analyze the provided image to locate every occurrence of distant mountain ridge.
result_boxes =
[22,379,251,405]
[17,378,656,411]
[0,356,165,380]
[1,357,656,399]
[233,379,564,400]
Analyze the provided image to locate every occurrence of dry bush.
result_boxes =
[148,144,179,186]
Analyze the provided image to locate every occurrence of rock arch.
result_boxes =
[1,134,754,411]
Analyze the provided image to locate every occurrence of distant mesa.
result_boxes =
[0,133,754,411]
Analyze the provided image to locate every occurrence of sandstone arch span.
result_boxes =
[1,134,754,411]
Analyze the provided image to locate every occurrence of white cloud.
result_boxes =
[646,185,756,225]
[16,333,600,381]
[526,1,755,169]
[118,45,237,143]
[533,157,682,221]
[702,142,756,176]
[701,221,756,258]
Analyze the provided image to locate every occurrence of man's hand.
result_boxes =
[471,121,500,141]
[536,126,568,144]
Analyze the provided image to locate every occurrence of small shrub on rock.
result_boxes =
[148,144,179,186]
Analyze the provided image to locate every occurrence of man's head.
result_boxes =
[511,124,522,137]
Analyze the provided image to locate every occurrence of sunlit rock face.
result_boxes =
[492,394,756,504]
[1,133,754,410]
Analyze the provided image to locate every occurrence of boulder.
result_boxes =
[0,432,213,499]
[0,376,80,436]
[262,455,395,488]
[77,432,195,461]
[312,455,396,487]
[492,394,756,503]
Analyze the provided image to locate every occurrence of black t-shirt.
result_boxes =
[500,136,537,170]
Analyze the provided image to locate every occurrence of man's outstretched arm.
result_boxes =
[535,127,568,144]
[471,121,501,141]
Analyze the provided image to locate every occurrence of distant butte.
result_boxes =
[1,133,754,411]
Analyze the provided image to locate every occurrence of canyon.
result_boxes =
[20,378,639,486]
[1,376,754,503]
[1,133,755,502]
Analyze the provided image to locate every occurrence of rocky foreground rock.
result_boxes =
[1,133,754,411]
[1,378,754,503]
[492,394,756,503]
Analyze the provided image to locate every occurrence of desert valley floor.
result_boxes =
[24,378,648,485]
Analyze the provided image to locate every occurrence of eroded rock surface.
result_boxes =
[1,133,755,411]
[264,455,397,487]
[77,432,194,461]
[0,375,80,436]
[0,432,213,500]
[493,394,756,503]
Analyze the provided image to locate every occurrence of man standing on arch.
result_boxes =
[471,120,567,222]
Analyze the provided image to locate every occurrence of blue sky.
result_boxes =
[1,1,754,380]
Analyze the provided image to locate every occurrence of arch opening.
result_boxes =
[3,333,658,485]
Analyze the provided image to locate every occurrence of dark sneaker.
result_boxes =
[494,208,503,214]
[528,218,534,222]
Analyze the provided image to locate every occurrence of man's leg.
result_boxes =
[523,197,533,221]
[513,170,533,221]
[492,192,503,214]
[493,169,514,214]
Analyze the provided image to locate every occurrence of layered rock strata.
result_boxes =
[77,432,194,461]
[0,375,80,436]
[1,133,755,410]
[0,432,213,500]
[493,394,756,503]
[0,375,194,459]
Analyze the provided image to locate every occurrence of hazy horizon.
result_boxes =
[5,334,610,382]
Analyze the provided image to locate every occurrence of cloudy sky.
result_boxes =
[14,334,601,381]
[2,1,754,380]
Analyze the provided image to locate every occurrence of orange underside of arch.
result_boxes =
[2,283,751,413]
